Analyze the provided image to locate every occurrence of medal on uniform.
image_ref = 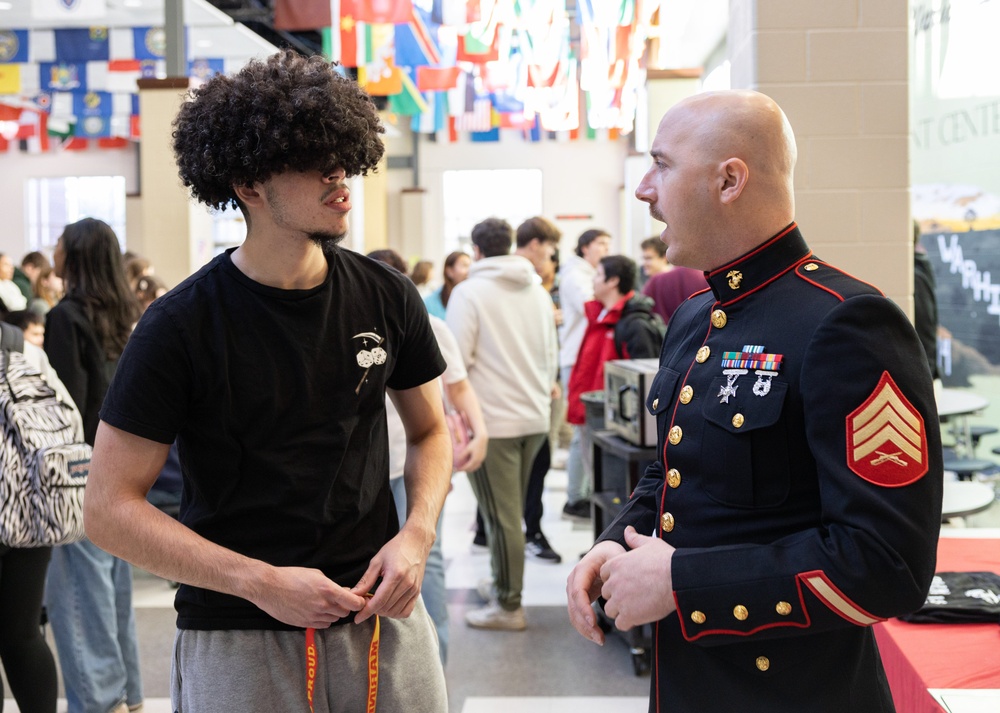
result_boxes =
[718,369,745,403]
[721,346,783,400]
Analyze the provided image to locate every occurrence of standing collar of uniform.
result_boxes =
[705,223,811,306]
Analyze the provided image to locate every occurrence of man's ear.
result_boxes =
[233,183,263,207]
[719,158,749,205]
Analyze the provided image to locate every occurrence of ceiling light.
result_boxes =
[0,2,14,10]
[123,0,143,7]
[196,40,213,48]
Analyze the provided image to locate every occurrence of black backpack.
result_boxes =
[613,310,666,359]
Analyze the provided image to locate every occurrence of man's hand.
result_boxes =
[249,566,367,629]
[600,526,676,631]
[454,430,487,473]
[566,540,627,645]
[351,525,430,623]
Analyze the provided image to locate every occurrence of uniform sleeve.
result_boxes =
[670,295,942,646]
[99,303,194,444]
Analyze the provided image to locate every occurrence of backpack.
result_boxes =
[0,324,91,548]
[613,309,666,359]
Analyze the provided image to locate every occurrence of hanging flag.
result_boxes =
[432,0,477,26]
[0,65,21,95]
[18,109,50,153]
[55,28,110,63]
[131,27,167,60]
[470,126,499,142]
[75,114,111,138]
[39,63,87,92]
[454,97,492,132]
[394,5,441,68]
[188,59,225,83]
[0,30,30,64]
[355,0,413,24]
[365,61,403,95]
[106,59,159,93]
[32,0,107,21]
[387,67,429,116]
[416,65,460,91]
[411,89,448,133]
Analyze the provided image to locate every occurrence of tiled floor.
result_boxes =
[7,409,1000,712]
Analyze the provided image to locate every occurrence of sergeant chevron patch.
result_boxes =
[846,371,928,487]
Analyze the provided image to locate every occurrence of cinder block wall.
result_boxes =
[729,0,912,314]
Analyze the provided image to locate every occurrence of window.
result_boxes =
[26,176,127,251]
[442,169,544,253]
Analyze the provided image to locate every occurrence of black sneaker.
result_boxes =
[525,532,562,564]
[561,500,591,521]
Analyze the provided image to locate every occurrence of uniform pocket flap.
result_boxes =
[646,367,681,415]
[702,378,788,433]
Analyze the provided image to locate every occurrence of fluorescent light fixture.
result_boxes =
[0,2,14,9]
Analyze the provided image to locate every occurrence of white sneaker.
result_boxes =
[465,601,527,631]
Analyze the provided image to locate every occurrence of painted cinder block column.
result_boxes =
[728,0,913,313]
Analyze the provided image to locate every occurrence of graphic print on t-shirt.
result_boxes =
[354,328,387,394]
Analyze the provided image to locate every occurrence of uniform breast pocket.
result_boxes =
[700,378,790,508]
[645,367,680,447]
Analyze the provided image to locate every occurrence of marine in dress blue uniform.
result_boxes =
[566,90,943,713]
[598,223,942,711]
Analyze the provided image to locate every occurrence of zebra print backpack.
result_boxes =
[0,324,90,548]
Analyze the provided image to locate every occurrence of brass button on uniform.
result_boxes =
[668,426,682,445]
[652,397,659,410]
[660,512,675,532]
[691,610,706,625]
[679,385,693,404]
[733,605,749,621]
[756,656,770,672]
[732,413,745,428]
[667,468,681,488]
[711,310,727,329]
[696,346,711,363]
[804,263,819,271]
[776,601,792,616]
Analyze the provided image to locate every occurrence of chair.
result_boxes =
[944,457,998,482]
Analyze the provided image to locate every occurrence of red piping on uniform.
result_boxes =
[675,574,812,642]
[795,262,886,300]
[708,223,798,278]
[719,253,814,307]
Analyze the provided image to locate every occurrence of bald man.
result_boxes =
[567,91,942,711]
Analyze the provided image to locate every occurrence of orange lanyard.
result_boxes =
[306,612,380,712]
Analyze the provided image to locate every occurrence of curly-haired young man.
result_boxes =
[84,51,451,712]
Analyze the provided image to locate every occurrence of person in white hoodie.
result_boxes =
[447,217,559,631]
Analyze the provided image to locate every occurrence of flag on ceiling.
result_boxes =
[32,0,107,21]
[0,65,21,95]
[355,0,413,24]
[105,59,159,93]
[0,30,30,64]
[394,5,441,68]
[432,0,478,25]
[188,59,225,82]
[387,67,429,116]
[131,28,167,60]
[55,28,110,63]
[17,108,50,153]
[39,62,87,92]
[416,65,460,91]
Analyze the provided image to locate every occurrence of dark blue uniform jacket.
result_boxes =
[599,224,943,712]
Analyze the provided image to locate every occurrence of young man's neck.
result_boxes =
[232,230,330,290]
[601,291,626,310]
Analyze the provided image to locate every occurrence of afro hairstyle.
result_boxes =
[172,50,385,211]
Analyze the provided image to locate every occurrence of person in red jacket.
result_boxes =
[566,254,664,434]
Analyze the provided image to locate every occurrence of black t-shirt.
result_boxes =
[100,247,445,630]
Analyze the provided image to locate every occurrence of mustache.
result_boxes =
[321,183,349,201]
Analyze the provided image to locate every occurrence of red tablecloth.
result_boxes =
[874,536,1000,713]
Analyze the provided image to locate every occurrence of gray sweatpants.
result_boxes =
[170,598,446,712]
